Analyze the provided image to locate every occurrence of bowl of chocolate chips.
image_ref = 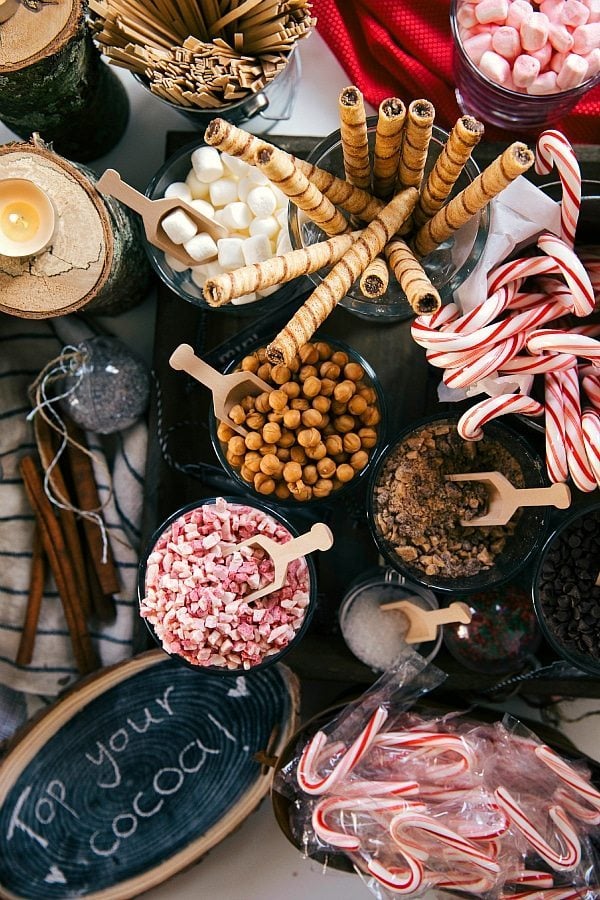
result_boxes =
[533,503,600,677]
[367,413,551,594]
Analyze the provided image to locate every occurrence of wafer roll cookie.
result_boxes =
[413,142,535,258]
[413,116,484,229]
[255,146,349,237]
[339,86,371,190]
[203,232,362,306]
[266,187,418,365]
[359,256,390,299]
[384,239,441,315]
[373,97,406,199]
[205,118,385,221]
[397,99,435,192]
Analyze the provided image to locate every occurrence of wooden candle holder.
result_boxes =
[0,138,151,318]
[0,0,129,162]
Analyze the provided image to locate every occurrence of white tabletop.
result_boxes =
[1,32,598,900]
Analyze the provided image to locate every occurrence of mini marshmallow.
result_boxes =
[479,49,513,82]
[161,209,198,244]
[208,177,239,208]
[475,0,508,24]
[164,181,192,202]
[513,53,542,85]
[246,167,270,186]
[463,31,494,63]
[191,146,224,183]
[530,41,553,67]
[521,12,550,51]
[457,2,478,28]
[217,237,245,269]
[585,0,600,24]
[220,151,251,177]
[164,253,190,273]
[236,176,254,202]
[584,46,600,75]
[275,207,289,230]
[506,0,534,29]
[185,169,211,200]
[549,22,575,51]
[492,25,522,59]
[183,232,218,263]
[189,198,215,219]
[276,231,292,255]
[190,260,227,288]
[550,50,570,71]
[539,0,565,19]
[231,292,258,306]
[241,233,272,266]
[219,201,253,231]
[249,215,279,240]
[246,185,277,218]
[572,21,600,53]
[556,51,590,86]
[272,187,289,209]
[527,69,559,91]
[561,0,590,27]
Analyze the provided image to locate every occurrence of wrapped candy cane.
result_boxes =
[494,788,581,872]
[536,745,600,811]
[365,855,424,894]
[312,794,422,850]
[389,810,500,874]
[458,394,544,440]
[535,130,582,248]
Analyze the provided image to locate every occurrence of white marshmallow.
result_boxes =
[186,169,211,200]
[249,215,279,240]
[164,252,190,273]
[257,285,280,298]
[220,201,253,231]
[231,292,258,306]
[275,207,289,229]
[272,187,289,209]
[217,237,245,269]
[276,231,292,255]
[161,209,198,244]
[247,167,270,185]
[191,146,224,183]
[220,151,251,177]
[242,233,272,265]
[164,181,192,202]
[189,198,215,220]
[236,176,254,202]
[183,232,218,262]
[190,260,227,288]
[209,177,239,208]
[247,185,277,218]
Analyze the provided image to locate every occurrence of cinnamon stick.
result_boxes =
[19,456,99,676]
[15,525,46,667]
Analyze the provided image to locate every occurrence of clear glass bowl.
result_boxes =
[138,496,317,674]
[532,502,600,677]
[367,413,550,594]
[288,120,489,322]
[144,138,301,317]
[209,334,387,508]
[451,0,600,133]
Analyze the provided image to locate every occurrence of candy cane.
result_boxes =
[429,870,497,894]
[582,373,600,412]
[297,706,388,795]
[365,856,424,894]
[373,731,475,779]
[443,333,526,389]
[538,233,595,317]
[311,794,421,851]
[500,889,596,900]
[545,370,569,483]
[506,871,555,889]
[389,810,500,874]
[527,329,600,363]
[582,410,600,488]
[458,394,544,441]
[339,780,421,798]
[535,745,600,811]
[494,787,581,872]
[535,130,581,248]
[560,367,597,492]
[554,787,600,825]
[488,254,562,296]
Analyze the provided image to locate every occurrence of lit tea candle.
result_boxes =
[0,0,19,23]
[0,179,56,257]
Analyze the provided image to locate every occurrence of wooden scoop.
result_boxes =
[96,169,226,267]
[227,523,334,604]
[169,343,273,438]
[381,600,472,644]
[446,471,571,527]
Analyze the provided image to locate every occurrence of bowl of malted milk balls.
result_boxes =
[367,413,550,594]
[145,139,297,315]
[210,336,386,505]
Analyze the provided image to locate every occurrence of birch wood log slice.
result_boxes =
[0,650,300,900]
[0,141,151,317]
[0,0,128,162]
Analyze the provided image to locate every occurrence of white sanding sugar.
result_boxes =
[340,587,421,671]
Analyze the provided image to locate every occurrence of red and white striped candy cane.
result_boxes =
[538,233,595,317]
[527,330,600,363]
[535,745,600,811]
[365,856,424,894]
[458,394,544,441]
[559,366,597,492]
[500,353,576,375]
[500,889,597,900]
[297,706,388,795]
[535,130,581,248]
[494,787,581,872]
[506,871,555,889]
[338,779,421,798]
[373,731,476,779]
[429,869,497,894]
[545,370,569,484]
[443,333,526,389]
[488,254,561,296]
[582,410,600,488]
[389,810,500,874]
[554,786,600,825]
[311,793,421,851]
[582,373,600,409]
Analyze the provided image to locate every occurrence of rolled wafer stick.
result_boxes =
[204,118,385,221]
[384,239,441,314]
[413,142,535,258]
[413,115,485,229]
[255,145,349,236]
[338,85,371,190]
[266,187,418,365]
[359,256,390,299]
[373,97,406,199]
[397,99,435,192]
[204,231,362,306]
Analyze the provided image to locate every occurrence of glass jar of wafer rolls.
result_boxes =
[288,119,490,323]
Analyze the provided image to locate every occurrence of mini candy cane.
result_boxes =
[538,233,595,317]
[494,787,581,872]
[560,367,597,492]
[545,370,569,484]
[365,855,424,894]
[535,745,600,811]
[535,130,582,248]
[430,870,497,895]
[506,871,555,889]
[297,706,388,795]
[339,779,421,798]
[389,810,500,874]
[458,394,544,440]
[373,731,476,779]
[311,794,421,850]
[582,410,600,488]
[554,787,600,825]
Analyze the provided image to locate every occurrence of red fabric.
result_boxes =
[311,0,600,145]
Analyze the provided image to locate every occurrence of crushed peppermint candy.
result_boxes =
[140,497,311,670]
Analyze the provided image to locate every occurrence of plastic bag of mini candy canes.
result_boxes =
[275,650,600,899]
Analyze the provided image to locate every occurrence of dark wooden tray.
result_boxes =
[142,131,600,701]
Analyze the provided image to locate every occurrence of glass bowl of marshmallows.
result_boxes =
[145,138,296,314]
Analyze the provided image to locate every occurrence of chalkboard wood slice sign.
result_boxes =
[0,650,300,900]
